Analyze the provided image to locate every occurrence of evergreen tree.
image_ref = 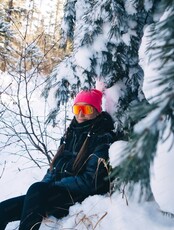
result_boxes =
[111,0,174,205]
[43,0,154,128]
[0,5,14,71]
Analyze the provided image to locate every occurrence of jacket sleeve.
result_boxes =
[54,143,110,195]
[42,135,66,183]
[42,169,55,183]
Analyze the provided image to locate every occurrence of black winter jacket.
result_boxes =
[42,112,116,196]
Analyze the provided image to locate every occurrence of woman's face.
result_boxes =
[73,103,99,123]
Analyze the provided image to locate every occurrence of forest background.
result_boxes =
[0,0,174,229]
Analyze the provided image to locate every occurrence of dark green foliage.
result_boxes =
[59,0,77,48]
[44,78,71,126]
[111,1,174,201]
[0,12,14,60]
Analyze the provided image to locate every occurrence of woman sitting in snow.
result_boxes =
[0,89,116,230]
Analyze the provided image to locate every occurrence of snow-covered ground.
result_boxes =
[1,151,174,230]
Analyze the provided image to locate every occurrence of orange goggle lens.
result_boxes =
[72,105,94,115]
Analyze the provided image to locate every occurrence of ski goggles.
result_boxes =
[72,104,94,115]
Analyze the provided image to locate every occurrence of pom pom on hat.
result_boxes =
[74,89,103,113]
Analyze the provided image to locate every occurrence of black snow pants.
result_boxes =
[0,182,85,230]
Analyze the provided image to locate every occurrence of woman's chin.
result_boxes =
[76,119,87,123]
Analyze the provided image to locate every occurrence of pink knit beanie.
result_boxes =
[74,89,103,113]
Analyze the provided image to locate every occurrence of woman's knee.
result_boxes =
[25,182,50,203]
[27,182,48,194]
